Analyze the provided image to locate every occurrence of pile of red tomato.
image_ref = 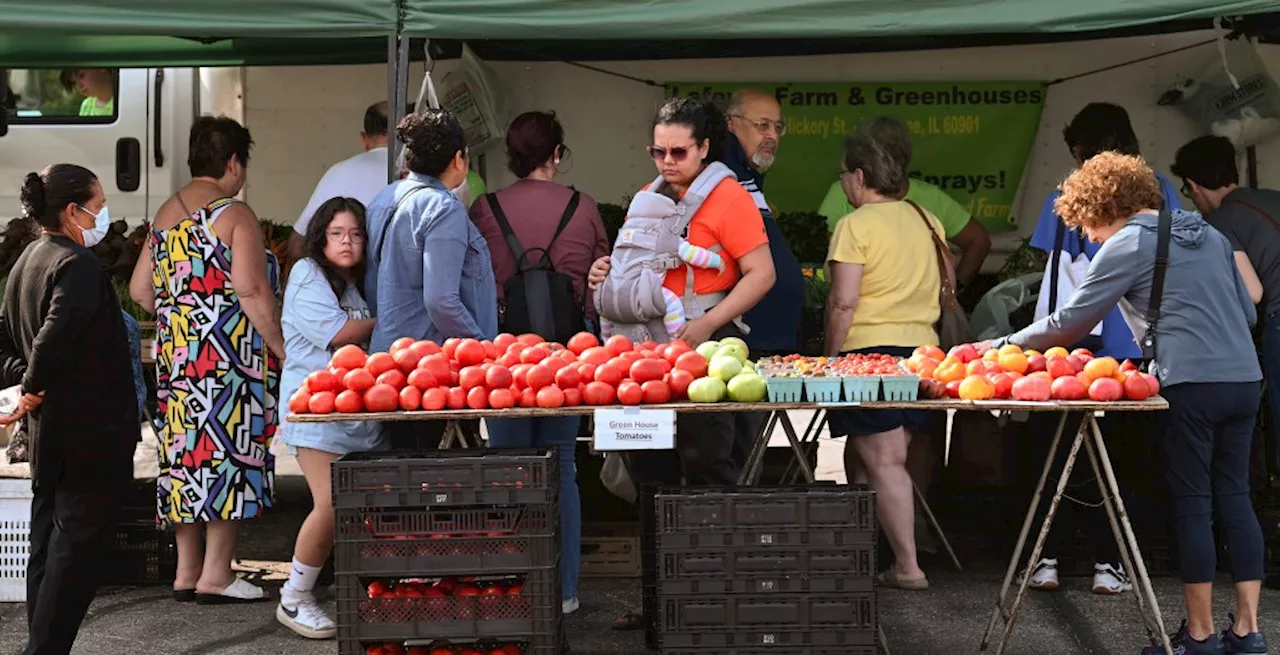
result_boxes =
[289,332,711,415]
[364,642,521,655]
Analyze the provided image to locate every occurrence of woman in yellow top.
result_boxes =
[825,117,944,591]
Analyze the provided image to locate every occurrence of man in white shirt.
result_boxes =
[287,101,393,263]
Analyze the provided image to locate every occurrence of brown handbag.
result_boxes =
[906,200,974,350]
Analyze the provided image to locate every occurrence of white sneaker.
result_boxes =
[277,589,337,640]
[1017,558,1060,591]
[1092,562,1131,595]
[562,597,580,615]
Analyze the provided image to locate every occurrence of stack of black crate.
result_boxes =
[332,447,564,655]
[651,485,878,655]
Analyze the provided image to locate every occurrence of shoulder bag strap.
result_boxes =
[1226,197,1280,233]
[540,192,581,267]
[1049,219,1066,312]
[906,200,960,311]
[1143,208,1173,362]
[375,185,428,262]
[487,193,529,269]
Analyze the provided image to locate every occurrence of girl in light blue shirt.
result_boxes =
[278,197,383,641]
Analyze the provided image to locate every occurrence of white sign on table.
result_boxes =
[592,407,675,451]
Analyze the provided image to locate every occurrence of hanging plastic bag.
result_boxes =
[401,45,476,204]
[437,44,511,154]
[970,272,1043,340]
[1162,35,1280,148]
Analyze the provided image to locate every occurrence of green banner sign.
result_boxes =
[666,82,1046,233]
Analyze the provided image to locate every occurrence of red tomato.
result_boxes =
[605,334,633,356]
[630,359,665,384]
[595,362,624,387]
[525,365,554,391]
[422,387,448,411]
[494,333,518,350]
[389,337,415,354]
[343,368,376,393]
[519,387,537,407]
[554,366,580,389]
[637,340,658,353]
[328,366,350,383]
[363,384,399,412]
[566,331,600,355]
[467,386,489,410]
[392,347,422,374]
[459,366,487,391]
[307,391,335,414]
[617,381,643,406]
[367,648,389,655]
[455,339,487,366]
[443,337,461,359]
[447,387,467,409]
[429,649,453,655]
[536,385,565,408]
[541,356,568,374]
[584,381,616,406]
[334,389,363,413]
[511,364,532,390]
[489,388,516,410]
[288,390,311,414]
[399,386,422,411]
[376,369,407,390]
[516,333,545,346]
[639,350,658,361]
[618,351,644,368]
[365,352,397,377]
[407,368,439,391]
[577,363,597,382]
[331,344,367,370]
[418,353,451,381]
[563,387,582,407]
[501,646,521,655]
[675,351,709,378]
[486,365,513,390]
[662,341,692,364]
[415,339,442,356]
[482,340,499,360]
[520,346,551,364]
[641,380,672,404]
[497,352,521,368]
[306,370,338,394]
[667,369,694,398]
[579,346,613,366]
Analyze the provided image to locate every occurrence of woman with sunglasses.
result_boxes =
[588,96,776,631]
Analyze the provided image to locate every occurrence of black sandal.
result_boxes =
[173,589,196,603]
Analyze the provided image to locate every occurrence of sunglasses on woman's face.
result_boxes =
[647,144,697,162]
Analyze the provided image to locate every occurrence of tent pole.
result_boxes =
[386,35,409,183]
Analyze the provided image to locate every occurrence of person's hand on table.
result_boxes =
[674,316,717,347]
[587,256,611,290]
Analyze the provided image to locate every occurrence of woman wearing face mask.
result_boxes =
[1,164,139,655]
[129,116,285,605]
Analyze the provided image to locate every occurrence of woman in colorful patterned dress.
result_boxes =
[130,116,285,604]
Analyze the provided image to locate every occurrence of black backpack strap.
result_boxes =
[542,192,581,266]
[1048,219,1066,312]
[1143,208,1173,361]
[487,193,528,267]
[375,184,428,261]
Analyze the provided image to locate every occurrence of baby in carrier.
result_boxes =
[595,162,735,342]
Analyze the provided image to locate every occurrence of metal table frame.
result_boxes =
[290,397,1172,654]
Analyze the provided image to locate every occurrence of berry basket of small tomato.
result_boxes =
[338,572,559,643]
[831,353,917,402]
[335,504,558,576]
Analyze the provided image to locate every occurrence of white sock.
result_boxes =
[284,558,321,595]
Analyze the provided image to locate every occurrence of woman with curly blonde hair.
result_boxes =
[992,152,1266,654]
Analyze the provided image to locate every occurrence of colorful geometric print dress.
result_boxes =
[150,197,281,527]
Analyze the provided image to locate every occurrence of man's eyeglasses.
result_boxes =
[730,114,787,137]
[647,145,696,162]
[1180,179,1194,199]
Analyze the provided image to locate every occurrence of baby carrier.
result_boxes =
[594,162,749,343]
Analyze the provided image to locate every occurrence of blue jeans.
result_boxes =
[1263,311,1280,470]
[485,416,581,600]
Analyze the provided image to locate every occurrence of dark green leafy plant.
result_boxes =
[598,202,627,245]
[775,211,831,265]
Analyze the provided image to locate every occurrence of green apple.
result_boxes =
[719,337,748,354]
[727,373,767,402]
[695,340,721,360]
[708,355,743,381]
[687,377,727,403]
[714,342,749,362]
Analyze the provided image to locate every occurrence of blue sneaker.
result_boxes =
[1141,621,1226,655]
[1222,613,1268,654]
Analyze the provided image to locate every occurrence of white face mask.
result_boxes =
[76,204,110,247]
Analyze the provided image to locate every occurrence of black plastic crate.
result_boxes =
[336,569,561,644]
[333,448,558,509]
[658,527,874,551]
[663,647,876,655]
[659,574,873,596]
[658,543,875,581]
[339,631,565,655]
[100,519,176,586]
[660,627,878,650]
[336,504,558,576]
[654,485,874,534]
[659,593,875,632]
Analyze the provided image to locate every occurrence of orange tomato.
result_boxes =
[958,374,995,400]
